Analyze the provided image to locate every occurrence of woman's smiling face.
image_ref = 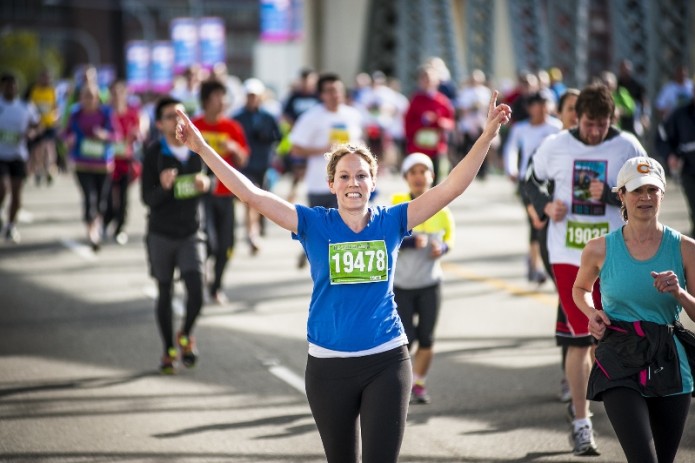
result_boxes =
[330,153,375,210]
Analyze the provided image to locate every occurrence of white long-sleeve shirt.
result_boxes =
[503,117,563,179]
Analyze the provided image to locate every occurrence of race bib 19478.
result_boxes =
[329,240,388,284]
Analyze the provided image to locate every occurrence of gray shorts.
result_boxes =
[146,232,206,283]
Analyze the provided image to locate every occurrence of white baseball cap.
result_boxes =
[401,152,434,176]
[243,78,266,95]
[612,156,666,193]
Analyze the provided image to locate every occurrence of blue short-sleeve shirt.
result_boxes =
[292,203,410,351]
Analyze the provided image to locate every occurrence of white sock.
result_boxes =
[573,417,592,431]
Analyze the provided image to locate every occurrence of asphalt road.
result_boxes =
[0,167,693,462]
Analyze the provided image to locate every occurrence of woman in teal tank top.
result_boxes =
[572,157,695,463]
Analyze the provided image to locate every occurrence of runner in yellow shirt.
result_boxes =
[392,152,455,403]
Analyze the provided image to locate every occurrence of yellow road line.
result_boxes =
[442,261,557,307]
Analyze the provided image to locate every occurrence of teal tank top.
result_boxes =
[600,225,692,394]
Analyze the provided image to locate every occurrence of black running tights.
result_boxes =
[602,387,691,463]
[156,272,203,352]
[305,346,412,463]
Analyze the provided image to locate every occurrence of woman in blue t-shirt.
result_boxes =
[173,93,510,463]
[573,156,695,463]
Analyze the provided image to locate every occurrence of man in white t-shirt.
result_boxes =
[655,64,693,120]
[0,73,39,243]
[528,84,647,456]
[288,73,364,268]
[289,73,364,209]
[455,69,492,171]
[504,92,563,283]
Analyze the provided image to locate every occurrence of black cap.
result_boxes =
[527,91,548,105]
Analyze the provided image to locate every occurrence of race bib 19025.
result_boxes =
[565,220,609,250]
[329,240,388,284]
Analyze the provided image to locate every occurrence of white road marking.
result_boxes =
[265,360,306,394]
[442,261,556,307]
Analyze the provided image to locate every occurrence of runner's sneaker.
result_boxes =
[247,236,261,256]
[534,270,548,285]
[177,332,198,368]
[159,347,178,375]
[410,384,431,404]
[4,225,20,243]
[115,231,128,245]
[570,424,600,456]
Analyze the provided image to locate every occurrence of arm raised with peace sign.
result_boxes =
[407,90,511,230]
[175,108,299,233]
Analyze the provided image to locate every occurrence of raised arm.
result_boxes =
[406,91,511,230]
[175,108,299,233]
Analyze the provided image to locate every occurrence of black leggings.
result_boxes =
[155,271,203,352]
[76,171,110,223]
[305,346,411,463]
[205,195,236,294]
[681,171,695,237]
[104,173,129,234]
[602,387,691,463]
[394,284,440,348]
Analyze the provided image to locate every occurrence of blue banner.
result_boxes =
[170,17,198,75]
[260,0,293,42]
[199,17,226,71]
[125,41,150,93]
[151,41,175,93]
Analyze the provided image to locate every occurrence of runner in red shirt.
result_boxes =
[192,79,249,304]
[404,65,455,184]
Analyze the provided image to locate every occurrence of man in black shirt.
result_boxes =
[234,78,282,254]
[141,96,210,374]
[664,93,695,237]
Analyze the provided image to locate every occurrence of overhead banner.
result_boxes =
[198,17,226,71]
[151,41,175,93]
[125,41,150,93]
[260,0,303,42]
[170,17,198,74]
[291,0,304,41]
